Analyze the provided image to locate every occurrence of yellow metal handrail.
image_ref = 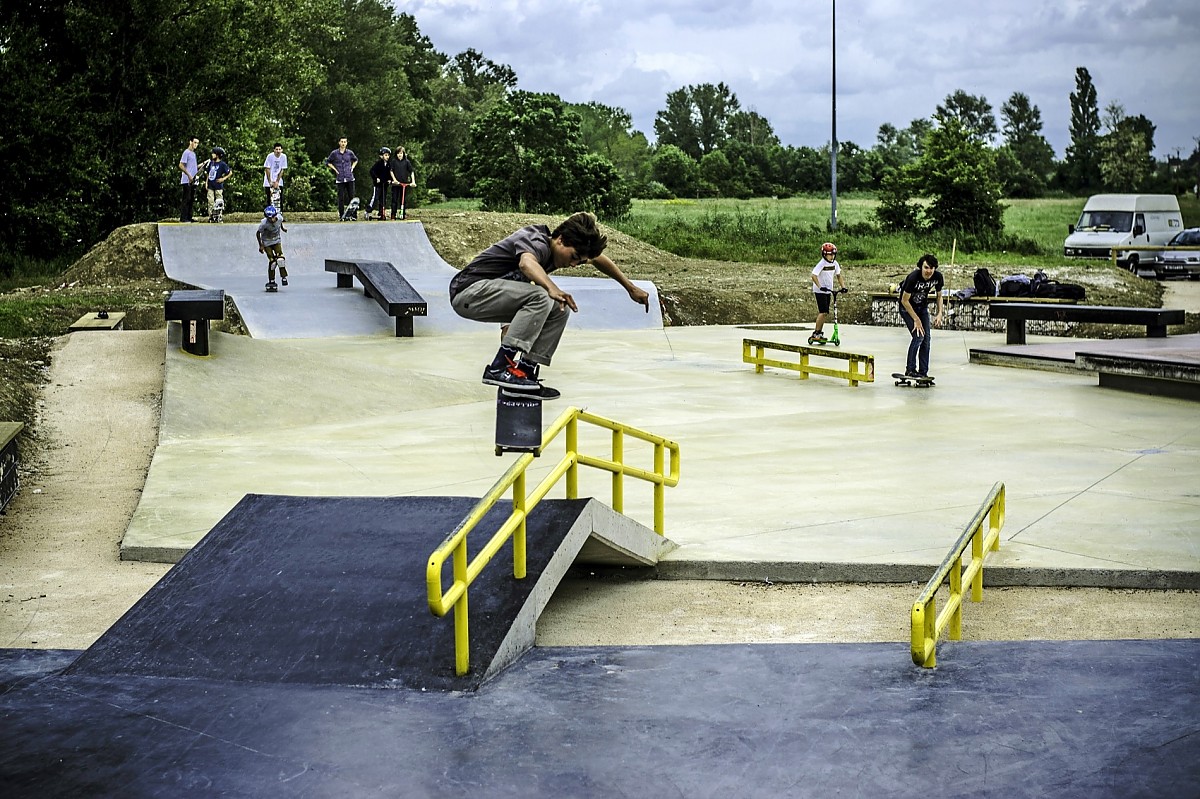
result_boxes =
[427,406,680,676]
[910,482,1005,668]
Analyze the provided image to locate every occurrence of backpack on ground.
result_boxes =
[973,268,997,297]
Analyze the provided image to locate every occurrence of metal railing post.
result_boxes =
[611,428,624,514]
[654,442,665,535]
[513,470,527,580]
[453,543,469,676]
[566,416,578,499]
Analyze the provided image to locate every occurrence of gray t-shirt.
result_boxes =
[449,225,553,299]
[257,215,285,246]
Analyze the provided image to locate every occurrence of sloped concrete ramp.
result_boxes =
[157,221,663,339]
[80,494,671,691]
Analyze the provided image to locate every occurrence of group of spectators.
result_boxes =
[176,136,415,223]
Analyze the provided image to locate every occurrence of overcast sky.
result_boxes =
[403,0,1197,160]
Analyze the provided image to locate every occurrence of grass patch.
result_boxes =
[614,195,1101,268]
[0,253,78,292]
[0,288,161,338]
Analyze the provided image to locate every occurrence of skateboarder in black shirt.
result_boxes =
[898,253,945,379]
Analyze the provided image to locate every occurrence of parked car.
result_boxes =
[1154,228,1200,280]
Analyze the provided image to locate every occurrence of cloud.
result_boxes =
[403,0,1198,157]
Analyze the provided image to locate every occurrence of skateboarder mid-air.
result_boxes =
[256,205,288,292]
[448,212,650,400]
[898,253,944,380]
[809,242,847,345]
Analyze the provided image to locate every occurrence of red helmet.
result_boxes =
[821,242,837,256]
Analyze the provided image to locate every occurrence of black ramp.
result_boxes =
[68,494,590,690]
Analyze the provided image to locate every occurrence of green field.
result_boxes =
[613,194,1200,269]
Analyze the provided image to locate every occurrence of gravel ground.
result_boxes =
[1,327,1196,652]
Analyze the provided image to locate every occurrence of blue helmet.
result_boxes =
[264,205,278,217]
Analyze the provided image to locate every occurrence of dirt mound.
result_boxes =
[61,223,165,284]
[415,209,684,272]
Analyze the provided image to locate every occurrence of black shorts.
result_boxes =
[814,291,831,313]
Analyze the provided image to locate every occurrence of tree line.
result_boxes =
[2,0,1195,267]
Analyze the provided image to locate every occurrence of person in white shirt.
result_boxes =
[262,143,288,210]
[808,242,847,344]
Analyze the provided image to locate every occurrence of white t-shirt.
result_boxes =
[811,258,841,293]
[263,153,288,187]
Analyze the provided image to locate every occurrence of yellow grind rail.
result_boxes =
[743,338,875,386]
[910,482,1005,668]
[427,406,681,676]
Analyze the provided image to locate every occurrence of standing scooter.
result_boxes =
[829,287,847,346]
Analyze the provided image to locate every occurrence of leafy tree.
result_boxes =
[698,150,734,197]
[776,146,827,193]
[423,49,517,197]
[826,141,884,192]
[727,111,779,148]
[1098,103,1154,191]
[922,120,1005,236]
[650,145,699,196]
[463,91,627,217]
[1063,66,1102,192]
[653,82,741,159]
[875,119,1004,239]
[691,83,741,154]
[935,90,997,144]
[998,92,1056,197]
[874,119,933,173]
[654,88,701,159]
[0,0,332,262]
[568,102,653,189]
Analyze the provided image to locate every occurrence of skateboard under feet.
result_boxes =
[893,372,935,387]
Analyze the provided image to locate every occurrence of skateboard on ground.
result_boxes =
[893,373,935,387]
[265,281,278,293]
[339,197,360,221]
[209,198,225,223]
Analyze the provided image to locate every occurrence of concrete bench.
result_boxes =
[325,259,427,337]
[988,303,1186,345]
[164,289,225,356]
[1,422,23,513]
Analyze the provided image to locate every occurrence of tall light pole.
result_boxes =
[830,0,838,232]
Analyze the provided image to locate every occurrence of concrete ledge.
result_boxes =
[655,560,1200,590]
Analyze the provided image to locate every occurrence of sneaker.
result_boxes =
[482,364,539,393]
[281,276,288,286]
[904,369,920,378]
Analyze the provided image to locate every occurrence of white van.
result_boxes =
[1063,194,1184,271]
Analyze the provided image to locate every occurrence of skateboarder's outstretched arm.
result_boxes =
[591,254,650,312]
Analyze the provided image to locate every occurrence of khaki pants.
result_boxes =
[206,188,224,216]
[451,279,570,365]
